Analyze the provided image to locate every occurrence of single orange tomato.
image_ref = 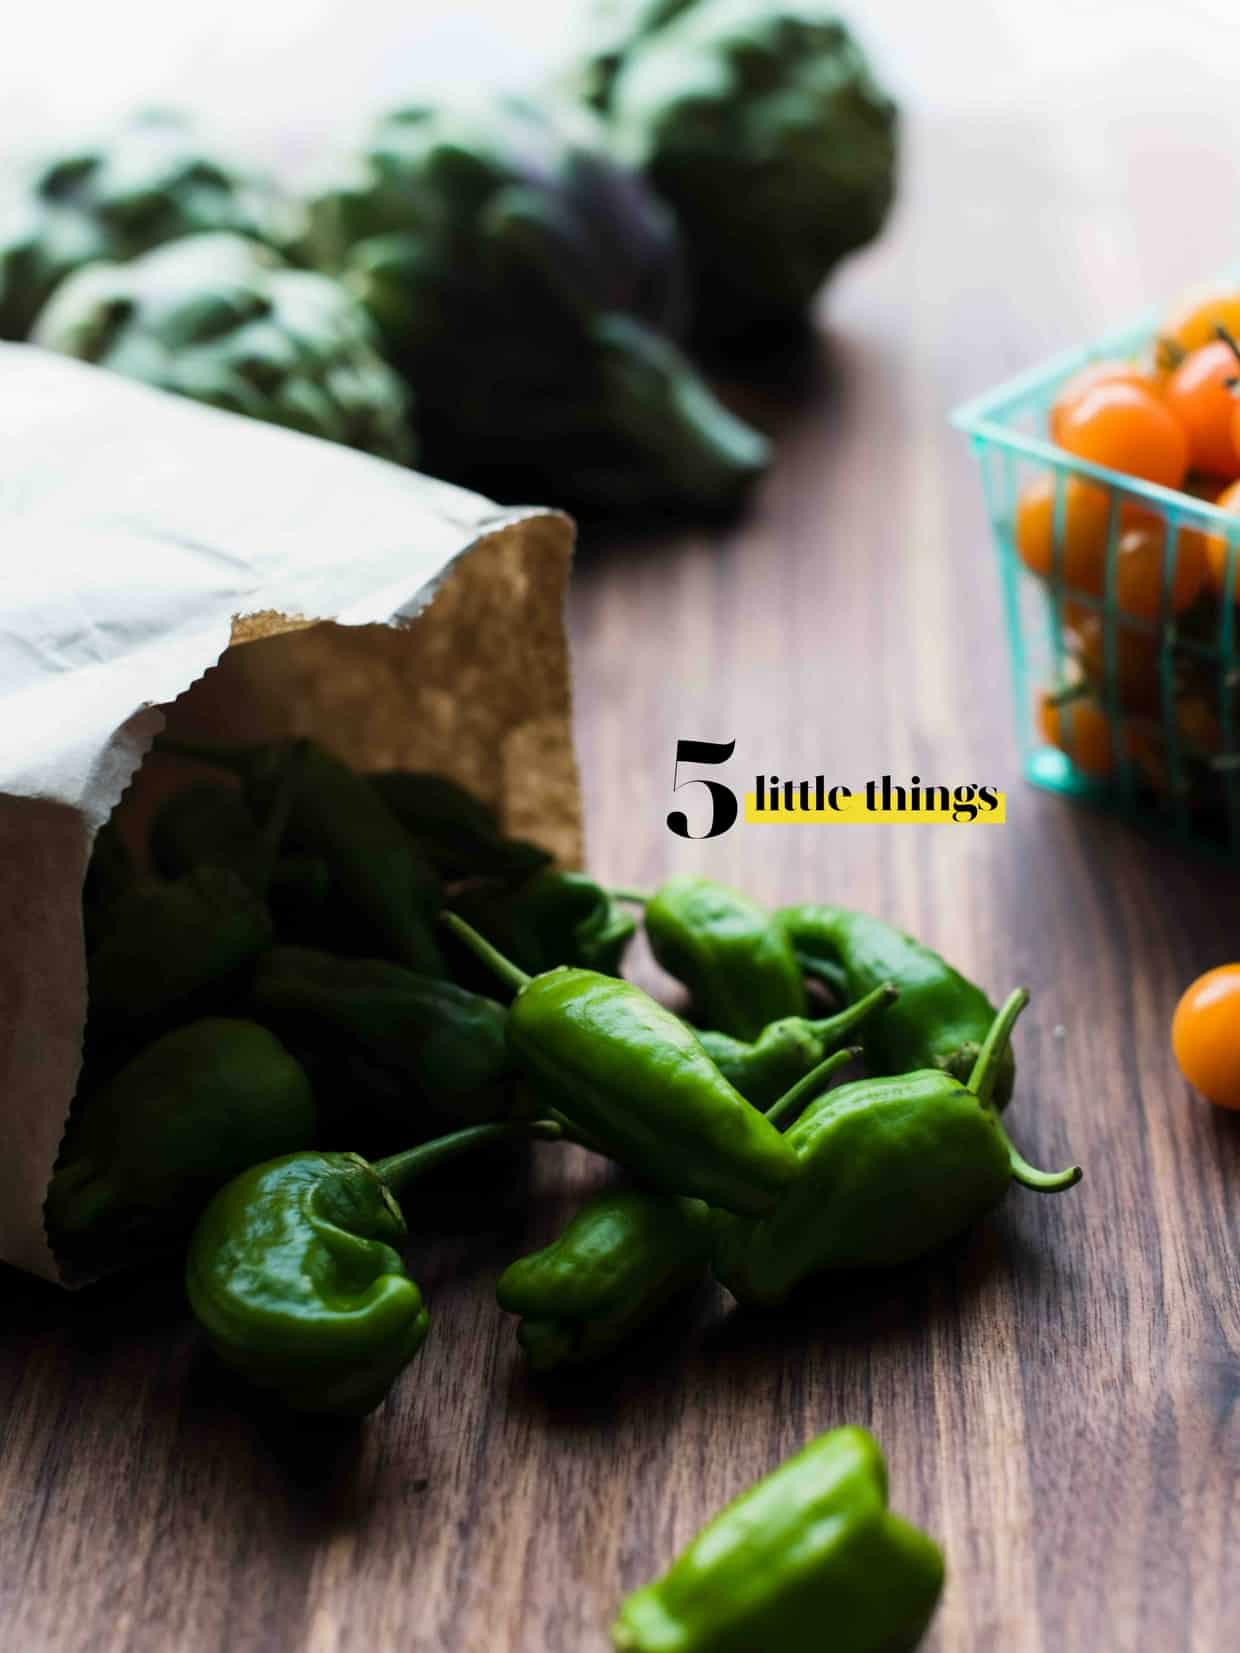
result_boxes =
[1108,512,1207,620]
[1049,360,1160,443]
[1160,284,1240,360]
[1163,341,1240,478]
[1015,475,1111,585]
[1036,691,1117,777]
[1057,382,1189,490]
[1204,477,1240,601]
[1171,964,1240,1109]
[1063,605,1162,713]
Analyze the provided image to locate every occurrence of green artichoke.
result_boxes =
[304,96,767,514]
[575,0,697,112]
[0,109,297,342]
[33,233,415,463]
[602,0,899,346]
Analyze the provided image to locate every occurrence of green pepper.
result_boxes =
[369,770,551,883]
[611,1426,944,1653]
[186,1119,558,1415]
[45,1019,316,1265]
[695,980,897,1109]
[87,864,273,1027]
[155,736,445,976]
[634,876,807,1040]
[779,903,1016,1108]
[252,946,512,1125]
[712,990,1081,1306]
[81,815,137,950]
[497,1189,712,1370]
[451,869,636,979]
[444,913,800,1216]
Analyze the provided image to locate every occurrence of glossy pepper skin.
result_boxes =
[451,869,636,979]
[87,864,273,1027]
[611,1426,944,1653]
[444,914,799,1216]
[712,991,1081,1306]
[695,980,897,1109]
[252,946,512,1125]
[497,1190,711,1370]
[639,876,807,1042]
[187,1120,556,1416]
[369,770,551,883]
[155,736,445,978]
[81,815,137,951]
[45,1019,315,1267]
[779,903,1016,1109]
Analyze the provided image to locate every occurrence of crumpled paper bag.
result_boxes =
[0,345,580,1283]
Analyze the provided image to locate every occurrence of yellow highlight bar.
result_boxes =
[744,792,1006,825]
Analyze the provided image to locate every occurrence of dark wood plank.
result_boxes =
[1,105,1238,1653]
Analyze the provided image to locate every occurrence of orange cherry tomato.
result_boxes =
[1171,964,1240,1109]
[1107,512,1207,620]
[1204,477,1240,601]
[1163,341,1240,478]
[1015,476,1110,586]
[1063,605,1162,714]
[1057,382,1188,490]
[1036,691,1117,777]
[1160,284,1240,360]
[1049,360,1160,443]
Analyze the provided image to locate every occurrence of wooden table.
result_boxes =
[2,104,1239,1653]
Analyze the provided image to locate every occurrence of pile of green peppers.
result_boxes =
[60,746,1081,1653]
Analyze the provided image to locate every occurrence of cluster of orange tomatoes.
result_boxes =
[1017,283,1240,792]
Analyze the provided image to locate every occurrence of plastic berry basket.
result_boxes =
[953,304,1240,859]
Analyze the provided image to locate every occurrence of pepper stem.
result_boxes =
[968,989,1082,1192]
[374,1120,561,1196]
[967,988,1029,1106]
[441,912,532,991]
[765,1045,862,1129]
[810,980,899,1043]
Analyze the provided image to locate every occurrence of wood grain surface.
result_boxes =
[2,104,1239,1653]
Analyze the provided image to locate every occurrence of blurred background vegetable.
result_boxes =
[597,0,898,350]
[0,108,296,341]
[33,231,415,461]
[303,95,769,513]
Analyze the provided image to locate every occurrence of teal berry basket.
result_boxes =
[953,304,1240,859]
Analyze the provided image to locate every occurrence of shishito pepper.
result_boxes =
[87,864,274,1026]
[779,903,1017,1108]
[369,770,551,883]
[712,990,1081,1306]
[252,946,512,1125]
[186,1119,558,1415]
[611,1427,944,1653]
[45,1019,316,1263]
[444,913,799,1215]
[451,869,636,979]
[695,980,897,1109]
[155,736,445,977]
[497,1189,712,1370]
[635,875,807,1041]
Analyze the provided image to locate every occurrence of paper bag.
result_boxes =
[0,345,580,1282]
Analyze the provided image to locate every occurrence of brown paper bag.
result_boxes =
[0,345,580,1283]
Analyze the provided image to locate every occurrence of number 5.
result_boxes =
[667,739,738,839]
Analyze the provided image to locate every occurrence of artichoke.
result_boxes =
[33,233,414,464]
[0,109,297,342]
[602,0,899,345]
[304,96,768,514]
